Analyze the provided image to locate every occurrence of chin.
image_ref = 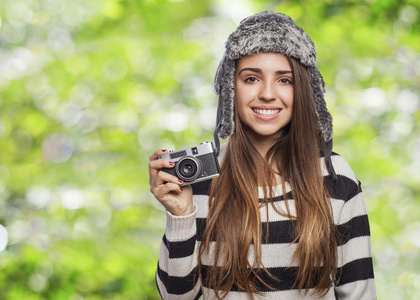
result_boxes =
[249,128,284,140]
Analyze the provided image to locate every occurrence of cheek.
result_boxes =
[235,96,246,122]
[289,93,294,108]
[282,88,294,108]
[235,92,246,107]
[234,85,250,111]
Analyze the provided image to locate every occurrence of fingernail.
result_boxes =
[180,187,183,191]
[162,149,167,152]
[169,161,175,166]
[178,179,183,183]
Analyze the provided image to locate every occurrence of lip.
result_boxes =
[251,107,282,121]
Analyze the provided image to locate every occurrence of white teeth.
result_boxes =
[253,109,280,116]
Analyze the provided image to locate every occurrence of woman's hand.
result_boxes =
[149,149,194,216]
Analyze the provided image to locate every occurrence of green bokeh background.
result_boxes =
[0,0,419,299]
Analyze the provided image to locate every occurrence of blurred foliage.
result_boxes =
[0,0,419,299]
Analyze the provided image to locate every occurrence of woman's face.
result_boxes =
[235,52,294,142]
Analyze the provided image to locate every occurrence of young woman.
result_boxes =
[149,11,376,299]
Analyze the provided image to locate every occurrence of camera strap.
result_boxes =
[213,94,224,157]
[213,126,221,157]
[324,139,337,181]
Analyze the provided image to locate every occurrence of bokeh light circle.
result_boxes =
[42,133,74,163]
[0,225,9,251]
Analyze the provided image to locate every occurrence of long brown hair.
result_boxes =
[198,56,338,299]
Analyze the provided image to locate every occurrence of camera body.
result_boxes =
[158,142,220,186]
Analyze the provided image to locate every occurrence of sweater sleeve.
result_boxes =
[156,203,202,300]
[331,155,377,300]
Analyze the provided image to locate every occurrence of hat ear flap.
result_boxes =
[308,66,333,143]
[213,56,236,140]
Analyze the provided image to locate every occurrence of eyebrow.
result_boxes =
[237,67,293,76]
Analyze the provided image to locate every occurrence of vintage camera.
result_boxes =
[158,142,220,186]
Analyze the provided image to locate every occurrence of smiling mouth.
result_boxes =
[252,108,281,116]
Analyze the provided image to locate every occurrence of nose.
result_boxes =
[258,81,276,101]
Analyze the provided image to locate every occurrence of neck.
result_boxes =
[247,132,281,160]
[245,131,284,187]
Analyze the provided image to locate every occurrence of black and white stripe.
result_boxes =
[156,153,376,299]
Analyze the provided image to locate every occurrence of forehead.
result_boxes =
[236,52,291,71]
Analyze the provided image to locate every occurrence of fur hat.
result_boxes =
[212,11,336,177]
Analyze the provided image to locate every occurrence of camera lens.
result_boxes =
[180,162,196,176]
[176,157,201,181]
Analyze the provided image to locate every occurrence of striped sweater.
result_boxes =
[156,152,376,299]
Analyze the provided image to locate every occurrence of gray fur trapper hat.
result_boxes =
[212,11,337,178]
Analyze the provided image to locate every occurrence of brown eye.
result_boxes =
[279,78,293,84]
[244,76,258,83]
